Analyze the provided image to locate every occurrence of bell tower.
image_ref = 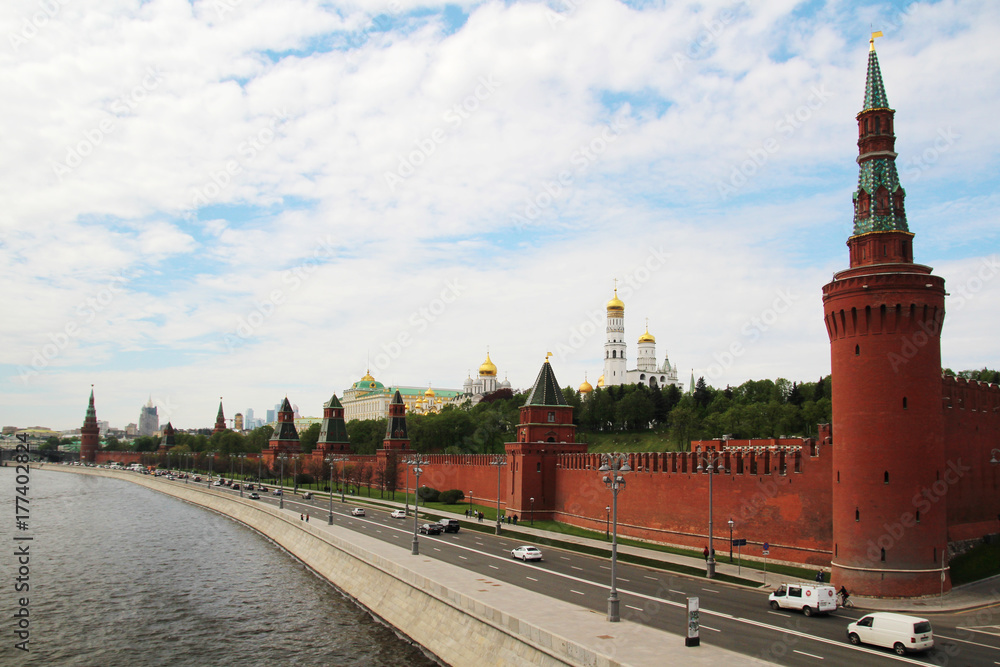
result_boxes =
[80,387,99,464]
[823,34,948,597]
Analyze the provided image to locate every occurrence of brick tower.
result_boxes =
[505,355,586,520]
[213,398,227,434]
[316,393,351,453]
[823,35,948,597]
[80,387,99,464]
[382,390,411,451]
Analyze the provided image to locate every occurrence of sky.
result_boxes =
[3,0,999,431]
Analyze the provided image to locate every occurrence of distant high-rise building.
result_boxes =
[245,408,255,425]
[266,409,275,424]
[97,420,110,436]
[234,413,244,430]
[138,397,158,436]
[126,423,137,437]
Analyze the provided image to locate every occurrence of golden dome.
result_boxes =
[579,378,593,394]
[424,387,436,397]
[597,374,605,387]
[638,328,656,344]
[607,288,624,312]
[479,351,497,377]
[361,369,375,382]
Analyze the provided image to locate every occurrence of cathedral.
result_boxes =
[462,350,512,401]
[595,287,683,391]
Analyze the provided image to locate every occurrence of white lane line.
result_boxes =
[459,555,467,560]
[669,589,685,595]
[626,605,643,611]
[937,633,1000,650]
[701,588,720,593]
[619,578,630,582]
[644,575,658,581]
[794,650,824,660]
[570,590,585,596]
[526,577,538,582]
[571,566,583,571]
[433,548,441,552]
[767,611,785,617]
[560,556,570,560]
[600,565,611,570]
[489,565,499,570]
[700,625,720,632]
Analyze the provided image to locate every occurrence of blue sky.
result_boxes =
[2,0,998,430]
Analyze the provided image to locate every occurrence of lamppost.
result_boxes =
[404,464,410,516]
[238,454,246,497]
[529,497,534,526]
[339,456,347,503]
[184,453,189,483]
[405,456,429,555]
[728,518,735,563]
[324,455,341,525]
[277,454,288,510]
[599,453,631,622]
[469,490,474,518]
[490,455,506,535]
[292,455,299,495]
[605,505,610,540]
[696,446,725,578]
[257,454,262,483]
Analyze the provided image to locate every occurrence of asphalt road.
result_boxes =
[197,480,1000,667]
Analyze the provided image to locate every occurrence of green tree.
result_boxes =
[347,419,386,455]
[299,422,321,454]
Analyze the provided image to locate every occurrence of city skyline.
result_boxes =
[4,1,998,430]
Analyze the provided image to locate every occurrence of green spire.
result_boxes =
[863,46,889,110]
[525,358,567,406]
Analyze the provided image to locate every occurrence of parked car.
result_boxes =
[231,483,240,490]
[272,489,282,496]
[244,484,254,491]
[847,612,934,655]
[437,518,461,533]
[768,583,837,616]
[213,481,223,487]
[258,485,268,492]
[420,523,443,535]
[351,508,366,516]
[301,492,312,500]
[193,476,202,482]
[390,509,406,519]
[248,492,260,500]
[511,545,543,561]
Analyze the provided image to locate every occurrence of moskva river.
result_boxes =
[1,467,438,666]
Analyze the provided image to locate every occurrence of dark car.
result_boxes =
[420,523,443,535]
[437,519,460,533]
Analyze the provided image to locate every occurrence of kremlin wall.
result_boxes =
[79,41,1000,599]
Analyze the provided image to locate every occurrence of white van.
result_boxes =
[768,583,837,616]
[847,612,934,655]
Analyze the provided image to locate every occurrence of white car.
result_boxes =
[351,508,366,516]
[390,509,406,519]
[511,545,543,561]
[847,612,934,655]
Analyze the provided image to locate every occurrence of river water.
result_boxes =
[1,467,438,666]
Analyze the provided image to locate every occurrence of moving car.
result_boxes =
[437,518,461,533]
[847,612,934,655]
[248,492,260,500]
[301,492,312,499]
[390,509,406,519]
[213,481,223,487]
[351,508,366,516]
[272,489,283,496]
[419,523,443,535]
[511,545,543,561]
[768,583,837,616]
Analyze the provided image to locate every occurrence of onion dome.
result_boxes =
[638,328,655,344]
[607,287,624,313]
[579,376,593,394]
[479,351,497,377]
[500,375,511,389]
[425,386,436,397]
[597,374,605,387]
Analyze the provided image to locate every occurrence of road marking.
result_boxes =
[600,565,611,570]
[619,578,630,582]
[570,590,585,595]
[937,633,1000,650]
[433,548,441,552]
[626,605,643,611]
[560,556,570,560]
[794,650,824,659]
[459,555,467,560]
[489,565,499,570]
[767,611,785,617]
[644,575,658,581]
[701,588,719,593]
[476,542,484,546]
[700,625,720,632]
[571,566,583,571]
[669,589,685,595]
[526,577,538,582]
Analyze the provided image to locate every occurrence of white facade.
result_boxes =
[601,290,683,390]
[463,351,511,402]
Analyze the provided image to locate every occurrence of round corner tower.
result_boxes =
[824,36,948,597]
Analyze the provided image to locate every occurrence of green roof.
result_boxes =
[863,47,889,111]
[525,361,567,407]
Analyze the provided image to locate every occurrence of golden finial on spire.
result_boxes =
[870,30,883,51]
[545,351,553,363]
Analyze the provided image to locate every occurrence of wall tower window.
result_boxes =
[884,471,889,484]
[903,397,908,409]
[855,508,860,522]
[855,344,860,356]
[881,548,886,562]
[547,412,555,423]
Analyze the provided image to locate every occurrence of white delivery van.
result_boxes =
[847,612,934,655]
[768,583,838,616]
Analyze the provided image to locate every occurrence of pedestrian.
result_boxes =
[513,515,518,525]
[306,514,310,523]
[300,514,303,521]
[815,570,824,582]
[703,546,709,560]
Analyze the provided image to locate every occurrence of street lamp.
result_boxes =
[469,490,474,518]
[404,464,410,516]
[490,455,506,535]
[257,454,262,483]
[599,453,631,622]
[324,455,343,525]
[696,446,725,578]
[292,455,299,495]
[277,454,288,510]
[238,454,246,497]
[529,497,534,526]
[605,505,610,540]
[728,518,735,563]
[207,452,215,488]
[405,456,429,555]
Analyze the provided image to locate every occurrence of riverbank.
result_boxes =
[48,465,767,666]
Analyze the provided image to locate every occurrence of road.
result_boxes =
[199,479,1000,666]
